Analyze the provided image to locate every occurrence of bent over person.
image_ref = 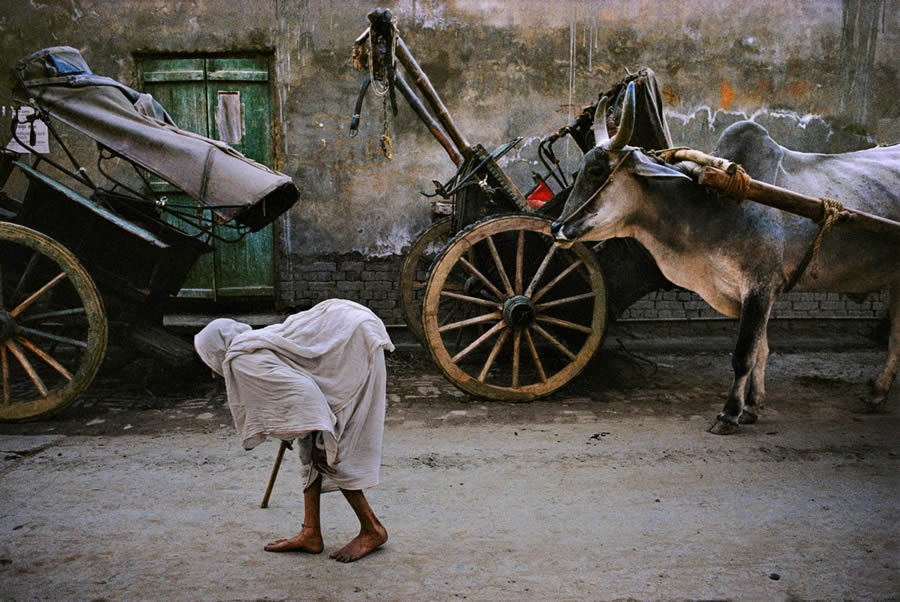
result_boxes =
[194,299,394,562]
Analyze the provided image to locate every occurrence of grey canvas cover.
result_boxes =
[603,67,673,152]
[13,47,298,230]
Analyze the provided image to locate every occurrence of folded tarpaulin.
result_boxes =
[13,46,298,231]
[602,67,673,152]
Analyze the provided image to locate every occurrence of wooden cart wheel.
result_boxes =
[399,217,453,343]
[0,222,107,421]
[422,214,606,401]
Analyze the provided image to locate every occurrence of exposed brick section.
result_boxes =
[284,254,890,327]
[619,287,890,321]
[283,253,404,324]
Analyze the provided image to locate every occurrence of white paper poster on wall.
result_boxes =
[5,106,49,154]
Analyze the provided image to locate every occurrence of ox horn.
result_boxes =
[592,96,610,148]
[607,80,636,151]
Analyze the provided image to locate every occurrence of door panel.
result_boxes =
[138,55,275,299]
[206,57,274,297]
[139,58,216,297]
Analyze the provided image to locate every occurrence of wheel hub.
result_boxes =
[502,295,536,329]
[0,309,15,344]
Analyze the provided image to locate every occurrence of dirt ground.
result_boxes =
[0,323,898,600]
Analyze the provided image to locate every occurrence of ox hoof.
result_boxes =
[738,411,759,425]
[852,396,886,415]
[707,416,740,435]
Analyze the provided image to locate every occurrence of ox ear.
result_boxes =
[631,154,692,181]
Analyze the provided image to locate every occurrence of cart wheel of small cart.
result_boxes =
[422,215,607,401]
[0,223,108,421]
[399,217,453,343]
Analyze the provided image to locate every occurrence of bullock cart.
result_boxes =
[0,47,298,420]
[352,10,671,401]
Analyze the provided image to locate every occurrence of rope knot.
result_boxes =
[817,196,853,232]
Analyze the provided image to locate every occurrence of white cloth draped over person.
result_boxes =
[194,298,395,493]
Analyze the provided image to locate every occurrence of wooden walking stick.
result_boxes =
[260,439,291,508]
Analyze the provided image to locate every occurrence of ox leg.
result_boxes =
[740,326,769,425]
[708,292,773,435]
[868,281,899,410]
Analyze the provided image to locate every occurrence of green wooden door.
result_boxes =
[139,56,275,299]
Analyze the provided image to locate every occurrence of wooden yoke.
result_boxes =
[698,166,900,242]
[658,148,739,175]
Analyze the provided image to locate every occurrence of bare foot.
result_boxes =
[264,526,324,553]
[329,524,387,563]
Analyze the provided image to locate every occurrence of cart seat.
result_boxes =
[13,161,169,249]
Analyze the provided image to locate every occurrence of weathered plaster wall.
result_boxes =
[1,0,896,322]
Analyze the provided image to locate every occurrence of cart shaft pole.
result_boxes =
[395,36,471,160]
[394,71,464,166]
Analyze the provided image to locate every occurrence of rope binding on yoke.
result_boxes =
[783,195,852,292]
[718,164,751,201]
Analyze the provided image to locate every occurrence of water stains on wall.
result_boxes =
[1,0,896,261]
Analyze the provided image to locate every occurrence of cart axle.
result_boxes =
[502,295,536,328]
[0,310,16,344]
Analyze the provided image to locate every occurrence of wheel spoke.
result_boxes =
[534,292,595,311]
[12,251,41,304]
[486,235,514,297]
[18,308,87,323]
[438,311,502,333]
[511,329,522,388]
[400,217,453,344]
[438,299,463,328]
[439,290,502,310]
[1,346,8,406]
[451,320,506,363]
[515,229,524,294]
[452,306,469,351]
[459,256,505,301]
[17,326,88,348]
[531,323,576,361]
[10,272,67,317]
[536,315,594,334]
[478,328,509,382]
[531,258,584,303]
[16,336,73,380]
[6,340,48,397]
[523,328,547,383]
[523,242,559,297]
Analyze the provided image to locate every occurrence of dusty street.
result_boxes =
[1,323,898,600]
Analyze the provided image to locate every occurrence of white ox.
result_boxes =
[552,82,900,434]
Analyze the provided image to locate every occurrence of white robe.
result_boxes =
[194,299,394,492]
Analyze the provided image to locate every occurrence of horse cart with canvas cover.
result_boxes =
[352,9,673,401]
[0,47,298,421]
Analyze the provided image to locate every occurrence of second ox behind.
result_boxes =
[552,82,900,434]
